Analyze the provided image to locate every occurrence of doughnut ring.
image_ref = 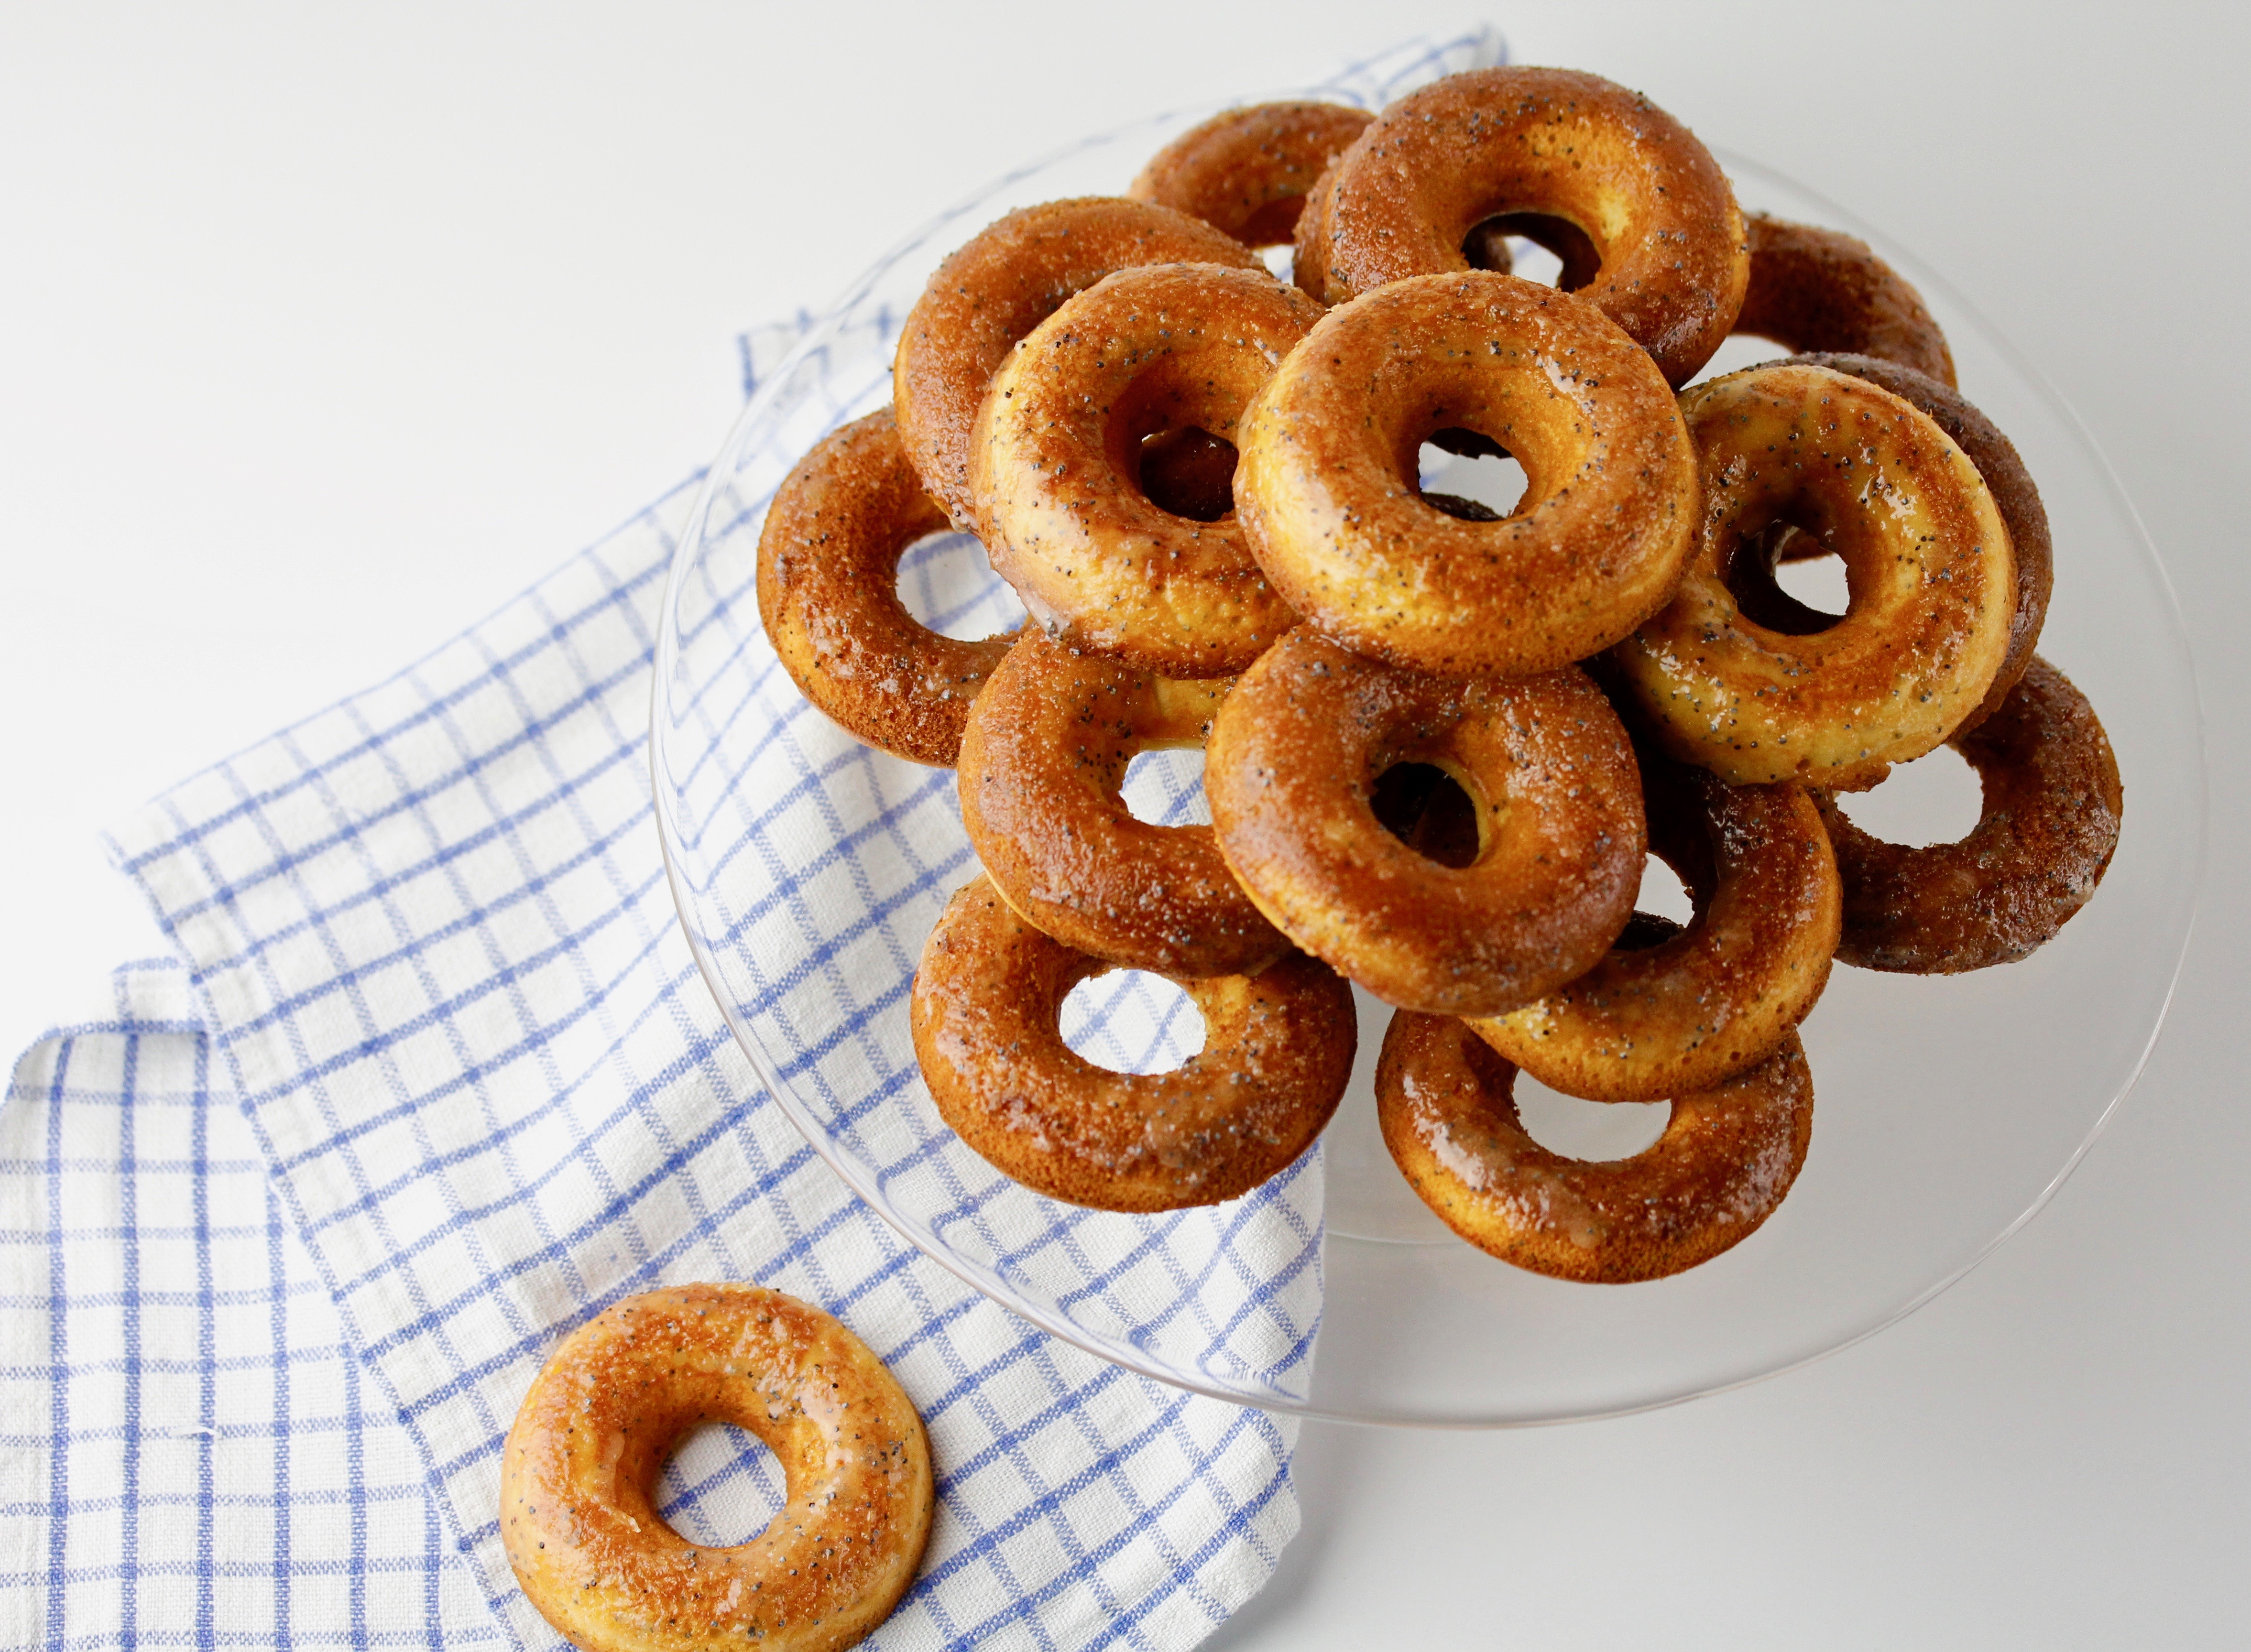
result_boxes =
[502,1283,932,1652]
[1305,67,1748,386]
[1611,361,2016,791]
[1289,141,1529,306]
[1288,149,1351,308]
[1235,270,1696,677]
[1815,655,2122,973]
[1129,101,1375,248]
[1377,1011,1814,1283]
[1292,137,1523,314]
[1778,353,2052,734]
[893,198,1262,530]
[910,877,1355,1211]
[1206,630,1646,1017]
[757,408,1013,767]
[1734,214,1957,387]
[957,631,1283,978]
[972,261,1322,676]
[1469,757,1840,1102]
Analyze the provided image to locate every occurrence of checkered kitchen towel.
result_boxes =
[2,28,1503,1650]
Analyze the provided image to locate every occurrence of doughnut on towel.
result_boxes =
[502,1283,932,1652]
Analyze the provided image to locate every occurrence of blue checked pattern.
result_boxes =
[1,959,508,1648]
[5,28,1503,1649]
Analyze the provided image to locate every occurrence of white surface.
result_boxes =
[3,1,2244,1644]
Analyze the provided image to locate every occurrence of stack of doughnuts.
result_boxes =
[755,65,2123,1281]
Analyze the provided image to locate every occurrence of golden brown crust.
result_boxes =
[1471,759,1838,1100]
[1206,632,1646,1016]
[957,633,1283,978]
[1737,215,1957,387]
[1611,363,2016,790]
[756,409,1012,767]
[1377,1011,1814,1283]
[1235,271,1697,678]
[1289,148,1348,304]
[501,1283,932,1652]
[1780,352,2052,735]
[1129,101,1376,248]
[909,878,1354,1210]
[1311,67,1748,385]
[892,199,1262,530]
[972,262,1320,676]
[1816,655,2122,972]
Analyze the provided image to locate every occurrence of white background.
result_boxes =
[3,2,2245,1645]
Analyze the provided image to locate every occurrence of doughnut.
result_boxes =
[502,1283,932,1652]
[1129,101,1375,247]
[1777,352,2052,734]
[1610,361,2016,791]
[756,409,1012,767]
[1735,215,1956,388]
[1468,757,1840,1102]
[1290,143,1529,302]
[972,261,1322,676]
[1377,1010,1814,1283]
[1288,150,1349,305]
[957,631,1283,978]
[893,198,1262,530]
[1816,655,2122,973]
[1304,67,1748,386]
[1205,630,1646,1017]
[1234,270,1697,678]
[910,877,1354,1211]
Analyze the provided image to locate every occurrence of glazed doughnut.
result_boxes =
[1305,67,1748,386]
[910,877,1354,1211]
[1129,101,1375,247]
[1469,757,1840,1102]
[973,261,1322,675]
[957,631,1283,978]
[1610,361,2016,791]
[1735,215,1956,388]
[1778,352,2052,734]
[757,409,1012,767]
[1234,270,1696,678]
[1816,655,2122,973]
[1377,1011,1814,1283]
[893,198,1262,530]
[1205,630,1646,1017]
[502,1283,932,1652]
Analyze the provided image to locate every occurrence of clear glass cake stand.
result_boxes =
[649,102,2206,1426]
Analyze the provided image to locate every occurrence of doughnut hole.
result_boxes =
[894,526,1027,641]
[1684,329,1796,388]
[1136,425,1238,522]
[1634,854,1696,929]
[1114,352,1257,526]
[1061,969,1207,1075]
[1831,741,1985,848]
[1369,761,1484,869]
[1235,195,1309,251]
[654,1420,786,1547]
[1461,211,1603,291]
[1418,430,1529,522]
[1120,746,1211,827]
[1461,217,1516,274]
[1721,513,1851,637]
[1513,1070,1672,1162]
[1775,549,1851,616]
